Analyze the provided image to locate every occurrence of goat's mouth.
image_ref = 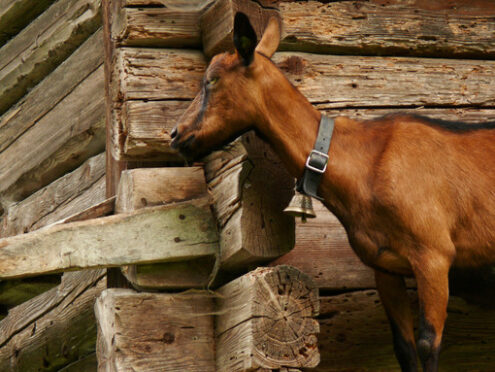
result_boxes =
[171,133,196,155]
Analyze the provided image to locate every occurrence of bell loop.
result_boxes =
[283,190,317,223]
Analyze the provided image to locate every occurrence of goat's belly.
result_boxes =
[452,225,495,267]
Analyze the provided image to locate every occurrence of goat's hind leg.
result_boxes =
[375,270,418,372]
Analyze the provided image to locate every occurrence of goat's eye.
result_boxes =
[207,77,218,87]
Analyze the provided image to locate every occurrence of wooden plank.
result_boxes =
[316,290,495,371]
[112,48,495,106]
[111,1,214,48]
[124,0,209,6]
[115,167,207,213]
[204,132,295,270]
[1,153,106,237]
[121,100,188,160]
[0,66,106,202]
[0,0,101,116]
[95,288,216,371]
[118,103,495,160]
[200,0,280,58]
[279,0,495,59]
[271,200,375,290]
[216,266,319,371]
[116,167,218,289]
[60,196,115,225]
[0,29,103,154]
[0,0,56,47]
[0,196,218,279]
[0,270,105,371]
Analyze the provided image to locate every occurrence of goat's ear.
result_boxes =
[233,12,257,66]
[255,17,280,58]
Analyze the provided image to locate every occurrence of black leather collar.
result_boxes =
[296,115,334,200]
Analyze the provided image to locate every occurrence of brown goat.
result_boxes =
[171,13,495,372]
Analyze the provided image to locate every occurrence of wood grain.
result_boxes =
[0,66,105,203]
[279,0,495,59]
[204,133,295,270]
[116,167,217,290]
[96,288,216,371]
[0,197,218,279]
[0,0,101,115]
[0,29,103,154]
[112,1,213,48]
[0,270,105,371]
[216,266,319,371]
[1,153,106,237]
[316,290,495,371]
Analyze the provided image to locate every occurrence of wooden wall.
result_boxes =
[0,0,107,369]
[0,0,495,371]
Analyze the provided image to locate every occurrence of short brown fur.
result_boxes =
[172,14,495,372]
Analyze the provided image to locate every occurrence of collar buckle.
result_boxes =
[305,149,329,174]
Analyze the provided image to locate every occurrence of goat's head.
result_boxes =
[171,13,281,159]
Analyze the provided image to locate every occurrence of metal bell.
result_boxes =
[283,191,317,223]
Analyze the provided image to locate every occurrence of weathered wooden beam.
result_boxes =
[0,196,218,279]
[0,0,56,47]
[1,153,106,237]
[117,103,495,161]
[204,132,295,270]
[113,48,495,107]
[116,167,219,289]
[111,0,214,48]
[0,66,106,203]
[0,270,105,371]
[95,288,216,371]
[216,266,319,371]
[121,100,189,159]
[317,290,495,371]
[116,167,207,212]
[109,48,495,159]
[200,0,280,58]
[0,0,101,116]
[279,0,495,59]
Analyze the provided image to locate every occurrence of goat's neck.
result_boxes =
[256,74,376,220]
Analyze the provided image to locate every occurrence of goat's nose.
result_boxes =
[170,127,178,139]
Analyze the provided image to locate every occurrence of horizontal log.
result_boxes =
[112,0,214,48]
[118,96,495,160]
[113,48,495,107]
[121,100,188,160]
[216,266,319,371]
[116,167,207,213]
[316,290,495,371]
[0,196,218,279]
[0,0,101,116]
[95,288,216,371]
[0,29,103,154]
[112,48,205,102]
[279,0,495,59]
[1,153,106,237]
[0,0,56,47]
[204,132,295,270]
[0,270,105,370]
[0,66,106,203]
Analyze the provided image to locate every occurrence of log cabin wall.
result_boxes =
[0,0,494,371]
[0,0,107,369]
